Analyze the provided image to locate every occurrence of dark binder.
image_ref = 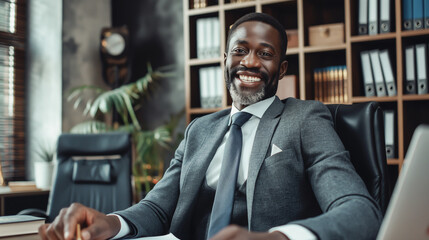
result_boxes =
[380,0,391,33]
[359,0,369,34]
[416,43,428,94]
[413,0,424,30]
[425,0,429,28]
[361,51,376,97]
[405,45,417,94]
[403,0,413,30]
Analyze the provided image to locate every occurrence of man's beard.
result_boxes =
[226,66,271,106]
[229,80,266,106]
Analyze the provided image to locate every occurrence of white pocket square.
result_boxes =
[270,144,282,156]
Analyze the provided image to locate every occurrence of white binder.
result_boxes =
[380,0,391,33]
[379,49,397,96]
[358,0,369,34]
[214,66,223,107]
[405,45,417,94]
[368,0,378,34]
[196,18,207,59]
[360,51,376,97]
[207,66,217,108]
[384,110,395,159]
[369,50,387,96]
[212,18,220,58]
[206,18,214,58]
[415,43,428,94]
[199,67,210,108]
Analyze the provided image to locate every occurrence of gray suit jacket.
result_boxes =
[116,97,382,240]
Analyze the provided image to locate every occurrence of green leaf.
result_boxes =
[70,120,110,134]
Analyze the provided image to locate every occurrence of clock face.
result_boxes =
[103,32,126,56]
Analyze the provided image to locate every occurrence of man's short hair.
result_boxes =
[227,12,288,61]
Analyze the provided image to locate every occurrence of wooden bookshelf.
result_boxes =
[183,0,429,181]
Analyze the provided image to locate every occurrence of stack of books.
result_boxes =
[313,65,348,103]
[193,0,207,9]
[8,181,39,192]
[0,215,45,238]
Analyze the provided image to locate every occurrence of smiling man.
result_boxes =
[225,19,287,110]
[39,13,382,240]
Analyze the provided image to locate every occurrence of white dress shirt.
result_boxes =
[112,96,316,240]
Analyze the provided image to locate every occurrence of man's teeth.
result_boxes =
[238,75,261,82]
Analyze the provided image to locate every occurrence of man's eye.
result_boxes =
[260,51,273,57]
[232,48,246,54]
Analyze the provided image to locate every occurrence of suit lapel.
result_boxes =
[184,114,230,192]
[172,111,230,236]
[246,97,285,228]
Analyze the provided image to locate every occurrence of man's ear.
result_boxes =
[224,52,227,65]
[279,60,288,79]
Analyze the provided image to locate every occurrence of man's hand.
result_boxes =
[38,203,121,240]
[210,225,290,240]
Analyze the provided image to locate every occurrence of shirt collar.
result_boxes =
[229,96,276,125]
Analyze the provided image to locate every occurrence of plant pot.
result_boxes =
[34,161,54,189]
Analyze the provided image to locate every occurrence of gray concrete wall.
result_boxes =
[62,1,111,132]
[60,0,185,167]
[111,0,185,131]
[61,0,185,133]
[26,0,185,179]
[26,0,63,179]
[137,0,185,131]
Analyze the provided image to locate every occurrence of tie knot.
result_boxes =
[231,112,252,127]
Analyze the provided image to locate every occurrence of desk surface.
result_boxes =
[0,234,40,240]
[0,186,49,197]
[0,187,50,216]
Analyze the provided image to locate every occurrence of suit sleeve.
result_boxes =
[290,101,382,240]
[112,119,197,238]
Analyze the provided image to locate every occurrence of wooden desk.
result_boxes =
[0,233,40,240]
[0,187,49,216]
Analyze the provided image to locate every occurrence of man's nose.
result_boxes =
[240,52,261,69]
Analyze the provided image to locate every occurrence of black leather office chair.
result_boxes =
[326,102,390,215]
[21,132,133,222]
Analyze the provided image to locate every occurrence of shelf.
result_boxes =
[224,1,257,10]
[286,47,299,55]
[387,159,400,165]
[189,57,223,66]
[187,5,220,16]
[350,33,397,43]
[303,44,346,53]
[260,0,296,5]
[401,28,429,38]
[352,96,399,103]
[402,94,429,101]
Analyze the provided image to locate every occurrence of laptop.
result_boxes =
[377,125,429,240]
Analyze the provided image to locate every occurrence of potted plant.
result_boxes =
[67,64,182,199]
[33,141,56,189]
